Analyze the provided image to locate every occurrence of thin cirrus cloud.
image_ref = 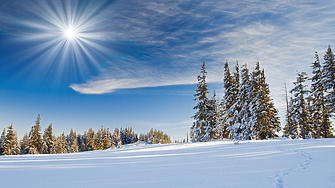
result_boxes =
[69,0,335,101]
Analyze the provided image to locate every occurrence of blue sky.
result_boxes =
[0,0,335,140]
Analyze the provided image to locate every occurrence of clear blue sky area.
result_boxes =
[1,0,335,140]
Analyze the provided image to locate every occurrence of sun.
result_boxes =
[64,27,78,39]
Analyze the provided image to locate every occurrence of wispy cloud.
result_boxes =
[70,76,197,94]
[2,0,335,103]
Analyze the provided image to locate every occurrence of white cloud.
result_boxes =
[70,76,197,94]
[68,0,335,103]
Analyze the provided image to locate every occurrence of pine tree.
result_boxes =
[101,126,111,150]
[41,123,56,154]
[3,124,20,155]
[290,71,310,139]
[56,133,66,154]
[322,45,335,113]
[0,128,6,155]
[111,127,121,149]
[71,135,79,153]
[220,60,234,139]
[26,114,43,154]
[254,68,281,139]
[68,129,78,153]
[77,133,85,152]
[41,128,49,154]
[283,95,299,139]
[190,62,211,142]
[226,61,240,139]
[20,132,29,154]
[229,63,253,141]
[310,51,332,138]
[86,128,95,151]
[249,62,262,139]
[207,89,219,140]
[95,127,103,150]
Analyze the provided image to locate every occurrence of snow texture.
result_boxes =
[0,138,335,188]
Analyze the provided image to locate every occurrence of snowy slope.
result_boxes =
[1,138,334,188]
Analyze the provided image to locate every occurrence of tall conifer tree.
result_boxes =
[26,114,43,154]
[254,68,280,139]
[190,62,211,142]
[290,71,310,139]
[220,60,234,139]
[310,52,332,138]
[229,64,253,141]
[0,128,6,155]
[3,124,20,155]
[20,132,28,154]
[42,123,56,154]
[322,45,335,113]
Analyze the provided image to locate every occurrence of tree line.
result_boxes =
[190,60,280,142]
[283,45,335,139]
[191,45,334,142]
[0,114,172,155]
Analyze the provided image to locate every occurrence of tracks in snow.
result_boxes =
[274,146,313,188]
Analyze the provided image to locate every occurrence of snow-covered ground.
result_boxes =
[1,138,334,188]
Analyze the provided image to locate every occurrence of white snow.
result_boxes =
[1,138,335,188]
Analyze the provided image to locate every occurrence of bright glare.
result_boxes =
[64,27,77,39]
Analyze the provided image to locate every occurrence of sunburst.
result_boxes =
[15,0,113,85]
[64,27,78,39]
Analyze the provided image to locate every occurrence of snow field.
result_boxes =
[0,138,335,188]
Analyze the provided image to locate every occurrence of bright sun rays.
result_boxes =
[14,0,112,85]
[64,27,78,39]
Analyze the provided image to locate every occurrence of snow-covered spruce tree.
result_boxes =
[3,124,20,155]
[310,52,332,138]
[220,60,234,139]
[86,128,95,151]
[20,132,28,154]
[229,63,253,141]
[111,127,122,149]
[71,135,79,153]
[26,114,43,154]
[56,132,67,154]
[283,95,299,139]
[207,89,220,140]
[283,81,298,138]
[68,129,78,153]
[322,45,335,114]
[0,128,6,155]
[95,127,103,150]
[41,123,56,154]
[62,132,68,153]
[226,61,240,139]
[26,125,38,154]
[102,127,111,150]
[253,67,280,139]
[190,62,214,142]
[290,71,310,139]
[248,62,262,139]
[41,128,49,154]
[77,133,85,152]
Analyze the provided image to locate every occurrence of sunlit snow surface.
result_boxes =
[1,138,335,188]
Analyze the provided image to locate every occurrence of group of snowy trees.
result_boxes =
[139,128,172,144]
[0,114,171,156]
[191,61,280,142]
[284,45,334,139]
